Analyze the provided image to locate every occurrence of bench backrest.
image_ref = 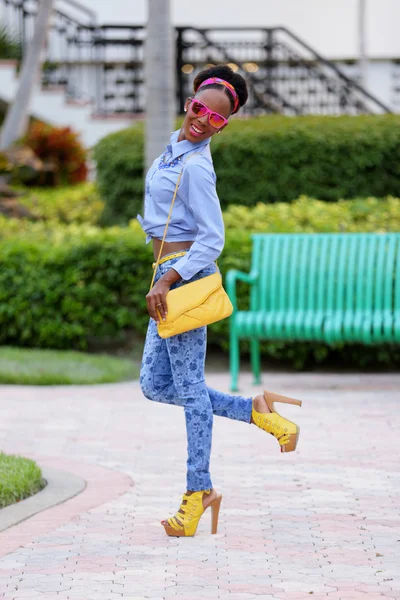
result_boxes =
[250,233,400,313]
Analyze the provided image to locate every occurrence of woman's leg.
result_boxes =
[140,317,213,490]
[165,325,214,491]
[140,319,253,424]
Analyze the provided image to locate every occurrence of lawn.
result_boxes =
[0,452,45,509]
[0,347,140,385]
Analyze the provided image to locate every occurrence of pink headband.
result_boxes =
[197,77,239,113]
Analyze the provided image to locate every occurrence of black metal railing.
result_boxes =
[176,26,391,115]
[0,0,392,116]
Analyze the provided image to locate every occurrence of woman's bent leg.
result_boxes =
[140,319,253,423]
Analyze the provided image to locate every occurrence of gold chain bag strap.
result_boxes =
[149,154,233,339]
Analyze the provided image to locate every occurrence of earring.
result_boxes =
[184,108,187,112]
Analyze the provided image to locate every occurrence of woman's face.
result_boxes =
[180,88,232,143]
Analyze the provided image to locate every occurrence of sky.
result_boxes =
[60,0,400,59]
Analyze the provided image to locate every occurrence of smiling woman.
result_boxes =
[136,64,304,539]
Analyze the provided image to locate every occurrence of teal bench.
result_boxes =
[226,233,400,391]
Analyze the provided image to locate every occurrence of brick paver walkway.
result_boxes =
[0,371,399,600]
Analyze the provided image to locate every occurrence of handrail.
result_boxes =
[57,0,96,24]
[0,10,392,117]
[276,26,391,113]
[189,28,299,115]
[178,25,391,114]
[5,0,97,25]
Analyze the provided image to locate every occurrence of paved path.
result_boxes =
[0,371,399,600]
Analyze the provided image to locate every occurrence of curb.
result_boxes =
[0,466,86,532]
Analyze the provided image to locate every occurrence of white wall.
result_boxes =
[70,0,400,60]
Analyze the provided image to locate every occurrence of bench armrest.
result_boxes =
[225,269,259,312]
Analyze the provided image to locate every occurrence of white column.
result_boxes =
[144,0,176,171]
[358,0,368,89]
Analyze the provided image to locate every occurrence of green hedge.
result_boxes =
[1,196,400,368]
[93,115,400,225]
[0,224,151,349]
[93,126,144,226]
[15,183,104,224]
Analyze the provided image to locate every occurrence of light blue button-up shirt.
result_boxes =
[137,129,224,281]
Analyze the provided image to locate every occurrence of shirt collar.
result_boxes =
[169,128,210,159]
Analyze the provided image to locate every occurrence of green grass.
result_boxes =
[0,452,45,509]
[0,347,139,385]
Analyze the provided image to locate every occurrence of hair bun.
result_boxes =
[193,64,248,113]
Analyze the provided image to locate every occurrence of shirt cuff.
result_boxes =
[171,255,193,281]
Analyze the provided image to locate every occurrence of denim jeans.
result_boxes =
[140,253,253,491]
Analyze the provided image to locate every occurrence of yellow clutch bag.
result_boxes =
[149,156,233,339]
[157,271,233,339]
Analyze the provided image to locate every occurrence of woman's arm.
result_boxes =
[171,158,224,281]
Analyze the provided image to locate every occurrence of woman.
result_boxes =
[138,65,302,538]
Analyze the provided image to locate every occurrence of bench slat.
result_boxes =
[228,233,400,391]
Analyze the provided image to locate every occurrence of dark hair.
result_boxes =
[193,64,248,114]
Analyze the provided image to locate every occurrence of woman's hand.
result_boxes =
[146,279,170,323]
[146,268,182,323]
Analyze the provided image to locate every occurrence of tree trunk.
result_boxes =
[358,0,368,89]
[0,0,54,150]
[144,0,176,171]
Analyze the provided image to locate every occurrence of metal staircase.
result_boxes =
[176,27,390,116]
[0,0,391,119]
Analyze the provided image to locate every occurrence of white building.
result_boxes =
[1,0,398,147]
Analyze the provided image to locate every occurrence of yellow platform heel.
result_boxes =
[252,390,302,453]
[162,489,222,537]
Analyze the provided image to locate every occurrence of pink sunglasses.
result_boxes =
[188,98,228,129]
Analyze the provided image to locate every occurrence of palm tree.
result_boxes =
[144,0,176,171]
[0,0,54,150]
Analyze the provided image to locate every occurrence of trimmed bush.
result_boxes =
[0,222,151,350]
[16,183,104,224]
[223,195,400,233]
[93,115,400,225]
[0,196,399,368]
[93,125,144,226]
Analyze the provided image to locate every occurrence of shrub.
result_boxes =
[211,114,400,207]
[223,195,400,233]
[93,115,400,225]
[93,125,144,226]
[24,123,88,185]
[0,196,399,369]
[17,183,104,224]
[0,222,151,350]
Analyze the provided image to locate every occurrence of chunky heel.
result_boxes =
[210,495,222,534]
[162,489,222,537]
[264,390,302,409]
[252,390,302,453]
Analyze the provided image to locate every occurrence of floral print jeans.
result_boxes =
[140,253,253,492]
